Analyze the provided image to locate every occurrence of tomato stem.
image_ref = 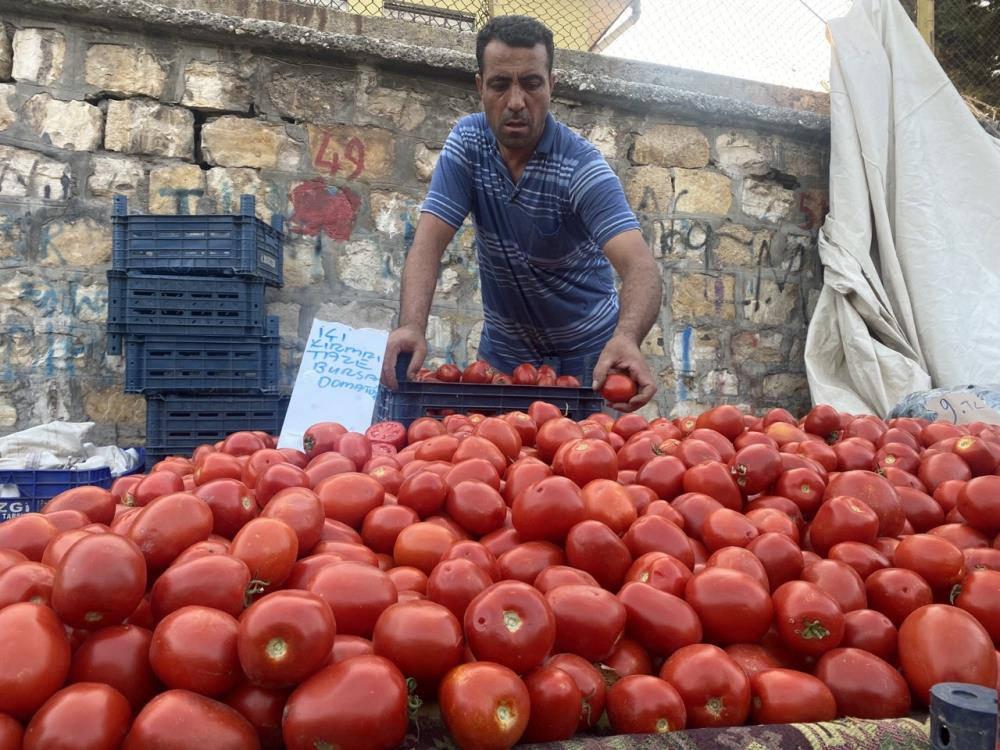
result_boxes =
[502,610,522,633]
[655,718,670,733]
[706,697,724,718]
[949,583,963,605]
[244,579,269,608]
[799,618,831,640]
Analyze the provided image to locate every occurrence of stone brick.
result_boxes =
[267,302,301,339]
[715,132,776,176]
[0,83,15,131]
[625,166,673,214]
[105,99,194,160]
[84,44,166,98]
[671,326,722,374]
[631,124,709,168]
[0,399,16,428]
[370,191,419,239]
[308,125,394,182]
[181,61,253,112]
[781,139,825,179]
[283,236,325,287]
[23,94,103,151]
[0,214,22,259]
[426,314,454,353]
[414,144,440,182]
[763,372,810,402]
[714,223,772,267]
[671,273,736,321]
[701,369,740,399]
[672,169,733,215]
[570,123,618,160]
[732,330,784,365]
[73,283,106,323]
[741,178,795,223]
[365,89,426,132]
[88,155,144,199]
[466,320,484,363]
[640,322,665,357]
[41,218,110,267]
[265,66,353,126]
[11,29,64,85]
[82,386,145,428]
[203,117,299,170]
[0,145,69,200]
[148,164,206,215]
[743,279,800,326]
[206,167,272,219]
[336,239,400,295]
[315,300,396,332]
[0,26,11,81]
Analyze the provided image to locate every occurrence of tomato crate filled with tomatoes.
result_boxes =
[375,354,606,426]
[1,402,998,749]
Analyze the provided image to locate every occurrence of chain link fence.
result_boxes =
[280,0,998,110]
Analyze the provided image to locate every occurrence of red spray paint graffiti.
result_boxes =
[289,180,360,241]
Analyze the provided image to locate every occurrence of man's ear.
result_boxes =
[475,73,483,97]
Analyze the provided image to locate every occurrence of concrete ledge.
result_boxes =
[2,0,831,139]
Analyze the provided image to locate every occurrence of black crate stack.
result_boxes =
[107,194,288,467]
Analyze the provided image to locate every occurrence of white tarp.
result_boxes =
[805,0,1000,416]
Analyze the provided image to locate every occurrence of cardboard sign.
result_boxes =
[278,319,388,449]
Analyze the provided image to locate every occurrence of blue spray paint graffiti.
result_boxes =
[678,325,693,402]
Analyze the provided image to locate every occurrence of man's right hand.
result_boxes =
[381,325,428,390]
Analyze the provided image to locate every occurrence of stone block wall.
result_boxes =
[0,5,829,445]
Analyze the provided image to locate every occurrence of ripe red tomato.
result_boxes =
[0,714,22,749]
[445,481,507,537]
[314,472,385,528]
[864,567,934,627]
[603,638,653,678]
[22,683,132,750]
[397,470,449,518]
[520,665,582,743]
[69,624,158,710]
[393,521,457,575]
[841,608,898,662]
[302,422,347,460]
[800,559,867,613]
[899,604,998,705]
[772,580,845,656]
[701,508,759,551]
[893,533,966,592]
[51,532,147,630]
[730,443,782,495]
[557,439,618,486]
[0,514,58,561]
[682,461,742,510]
[635,455,686,500]
[259,487,324,556]
[223,681,287,749]
[230,517,299,591]
[125,471,185,507]
[193,478,257,538]
[808,496,880,557]
[958,475,1000,535]
[42,486,115,526]
[128,492,214,572]
[684,567,773,644]
[512,363,539,385]
[659,643,750,728]
[0,603,71,719]
[564,519,632,591]
[511,476,586,544]
[254,463,309,508]
[814,647,911,719]
[306,562,397,638]
[600,373,638,404]
[372,599,463,684]
[502,458,552,506]
[150,605,241,696]
[828,541,890,580]
[426,557,493,621]
[623,515,694,568]
[439,662,530,749]
[606,674,686,734]
[617,582,702,657]
[194,452,244,486]
[624,552,692,597]
[746,532,802,591]
[953,569,1000,644]
[238,590,336,689]
[545,584,626,661]
[123,689,259,749]
[748,668,836,725]
[0,561,55,609]
[464,581,556,673]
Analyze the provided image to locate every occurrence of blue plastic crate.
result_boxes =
[106,272,271,350]
[145,394,289,466]
[0,448,146,521]
[112,195,284,286]
[124,330,280,394]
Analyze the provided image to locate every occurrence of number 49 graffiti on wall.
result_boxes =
[314,133,366,180]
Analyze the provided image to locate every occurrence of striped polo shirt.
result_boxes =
[421,112,640,373]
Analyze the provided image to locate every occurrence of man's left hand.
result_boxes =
[592,334,657,413]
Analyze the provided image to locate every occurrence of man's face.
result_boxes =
[476,40,553,154]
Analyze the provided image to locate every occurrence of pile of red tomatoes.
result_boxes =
[0,402,998,749]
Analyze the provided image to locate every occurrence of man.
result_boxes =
[381,14,662,412]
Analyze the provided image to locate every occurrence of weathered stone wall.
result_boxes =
[0,1,829,445]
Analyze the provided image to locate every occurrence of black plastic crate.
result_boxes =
[145,394,289,465]
[112,195,284,286]
[124,326,280,394]
[106,272,271,354]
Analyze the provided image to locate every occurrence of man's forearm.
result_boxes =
[396,214,457,331]
[614,259,663,345]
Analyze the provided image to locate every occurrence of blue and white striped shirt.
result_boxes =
[422,112,640,373]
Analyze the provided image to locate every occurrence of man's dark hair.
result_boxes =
[476,15,555,74]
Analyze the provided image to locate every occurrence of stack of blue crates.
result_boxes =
[107,195,288,467]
